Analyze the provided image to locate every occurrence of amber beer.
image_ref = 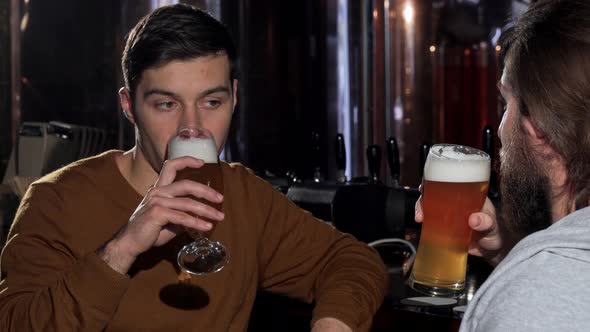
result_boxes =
[409,144,490,297]
[174,165,224,238]
[168,135,223,239]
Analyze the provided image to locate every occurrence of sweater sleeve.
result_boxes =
[253,176,388,331]
[0,183,130,332]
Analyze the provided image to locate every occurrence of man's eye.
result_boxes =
[202,99,221,109]
[156,101,176,110]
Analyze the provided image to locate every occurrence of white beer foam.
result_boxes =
[168,136,218,163]
[424,145,490,183]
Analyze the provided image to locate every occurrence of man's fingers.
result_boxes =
[175,197,225,221]
[148,206,213,232]
[468,211,502,254]
[146,178,224,204]
[172,179,224,204]
[468,212,498,236]
[157,224,184,243]
[155,157,205,187]
[162,223,184,235]
[414,184,424,223]
[468,246,484,257]
[146,196,224,222]
[414,196,424,222]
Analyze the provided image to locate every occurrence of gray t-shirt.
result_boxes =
[460,206,590,332]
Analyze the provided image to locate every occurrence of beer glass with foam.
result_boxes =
[168,127,229,275]
[409,144,490,297]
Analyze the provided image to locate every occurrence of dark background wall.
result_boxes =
[0,0,13,177]
[0,0,334,181]
[231,0,331,179]
[0,0,527,185]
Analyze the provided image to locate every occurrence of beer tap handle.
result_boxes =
[419,143,430,179]
[386,137,401,187]
[482,125,499,199]
[482,125,494,159]
[311,131,322,183]
[335,133,347,184]
[367,144,382,184]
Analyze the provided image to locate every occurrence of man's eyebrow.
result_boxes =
[142,89,179,100]
[142,86,231,100]
[198,86,231,98]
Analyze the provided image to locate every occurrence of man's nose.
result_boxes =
[180,107,202,128]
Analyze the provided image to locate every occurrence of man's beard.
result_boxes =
[499,128,553,241]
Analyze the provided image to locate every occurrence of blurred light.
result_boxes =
[464,48,471,56]
[495,45,502,52]
[373,9,379,19]
[429,45,436,53]
[384,0,390,10]
[394,97,403,121]
[403,3,414,24]
[151,0,179,10]
[491,27,502,46]
[20,12,29,32]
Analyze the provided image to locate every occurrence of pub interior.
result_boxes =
[0,0,534,331]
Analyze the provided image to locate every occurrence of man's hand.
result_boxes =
[415,195,504,266]
[311,318,353,332]
[97,157,225,274]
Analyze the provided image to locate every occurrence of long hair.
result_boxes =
[503,0,590,210]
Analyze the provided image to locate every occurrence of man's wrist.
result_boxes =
[96,237,136,275]
[311,317,353,332]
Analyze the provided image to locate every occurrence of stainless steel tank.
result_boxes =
[326,0,511,187]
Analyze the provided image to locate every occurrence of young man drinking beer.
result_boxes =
[0,5,388,331]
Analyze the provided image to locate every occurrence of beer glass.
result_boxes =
[409,144,490,297]
[168,127,229,275]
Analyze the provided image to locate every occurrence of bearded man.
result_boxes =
[459,0,590,331]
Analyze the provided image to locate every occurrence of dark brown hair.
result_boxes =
[503,0,590,210]
[122,4,237,100]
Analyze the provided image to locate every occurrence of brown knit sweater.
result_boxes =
[0,150,387,331]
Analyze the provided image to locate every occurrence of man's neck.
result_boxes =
[115,147,159,196]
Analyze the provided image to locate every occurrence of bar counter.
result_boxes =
[248,255,493,332]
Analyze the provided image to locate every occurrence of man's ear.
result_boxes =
[231,79,238,112]
[119,87,135,125]
[521,115,568,189]
[521,115,557,159]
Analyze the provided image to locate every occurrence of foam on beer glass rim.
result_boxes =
[168,136,218,163]
[424,144,490,183]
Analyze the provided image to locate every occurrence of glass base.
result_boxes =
[408,276,464,298]
[177,238,229,275]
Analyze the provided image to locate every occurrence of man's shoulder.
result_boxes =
[487,243,590,295]
[222,161,261,178]
[222,161,254,174]
[30,150,121,195]
[461,209,590,332]
[504,248,590,284]
[220,161,284,203]
[462,250,590,331]
[221,162,268,187]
